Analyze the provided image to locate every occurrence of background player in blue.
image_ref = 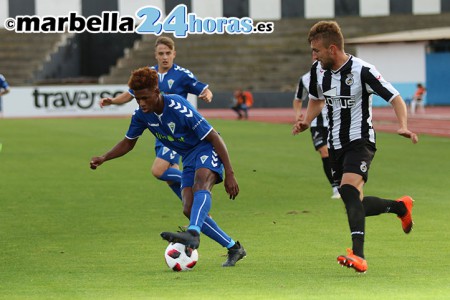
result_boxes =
[99,36,213,201]
[91,67,246,267]
[0,73,10,112]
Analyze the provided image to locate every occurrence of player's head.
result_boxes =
[154,36,176,72]
[308,21,344,70]
[128,67,161,113]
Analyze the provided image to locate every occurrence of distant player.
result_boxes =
[91,67,246,267]
[100,36,212,202]
[293,69,340,199]
[0,73,11,111]
[293,21,418,273]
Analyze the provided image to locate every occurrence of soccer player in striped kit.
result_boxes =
[293,21,418,273]
[293,70,340,199]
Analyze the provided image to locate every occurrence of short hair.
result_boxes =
[155,36,175,51]
[308,21,344,50]
[128,67,158,91]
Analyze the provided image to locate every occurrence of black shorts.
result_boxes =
[329,139,377,184]
[310,127,328,150]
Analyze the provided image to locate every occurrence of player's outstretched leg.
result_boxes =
[222,241,246,267]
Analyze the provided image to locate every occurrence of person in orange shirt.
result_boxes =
[231,88,253,119]
[411,83,426,114]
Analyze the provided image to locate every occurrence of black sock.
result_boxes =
[321,157,334,185]
[340,184,365,258]
[362,196,407,217]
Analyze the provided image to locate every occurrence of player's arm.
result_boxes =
[99,91,133,108]
[390,95,419,144]
[292,99,324,135]
[293,98,303,122]
[90,138,138,169]
[204,130,239,200]
[0,87,10,96]
[198,87,213,103]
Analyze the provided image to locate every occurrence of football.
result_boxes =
[164,242,199,271]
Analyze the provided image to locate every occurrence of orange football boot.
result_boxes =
[337,248,368,273]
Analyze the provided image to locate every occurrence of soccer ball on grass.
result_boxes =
[164,242,199,271]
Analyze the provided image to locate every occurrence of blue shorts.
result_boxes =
[155,143,181,166]
[180,142,224,189]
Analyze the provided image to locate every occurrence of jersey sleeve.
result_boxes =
[294,76,305,100]
[125,109,147,140]
[181,70,208,96]
[308,62,324,100]
[169,95,213,140]
[361,66,399,102]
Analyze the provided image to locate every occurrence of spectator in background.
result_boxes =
[0,74,11,112]
[411,83,426,115]
[231,88,253,120]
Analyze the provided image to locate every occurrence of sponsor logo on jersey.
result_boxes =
[323,88,356,108]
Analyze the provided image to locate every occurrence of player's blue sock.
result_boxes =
[158,167,182,183]
[188,190,211,234]
[168,183,182,200]
[158,168,182,200]
[201,217,235,248]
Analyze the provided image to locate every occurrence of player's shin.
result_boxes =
[188,190,212,233]
[340,184,366,258]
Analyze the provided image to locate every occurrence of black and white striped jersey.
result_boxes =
[295,72,328,128]
[308,55,399,150]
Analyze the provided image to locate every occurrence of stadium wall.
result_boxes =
[2,0,450,26]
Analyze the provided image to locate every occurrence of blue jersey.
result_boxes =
[126,94,213,158]
[128,64,208,150]
[128,64,207,98]
[0,74,9,91]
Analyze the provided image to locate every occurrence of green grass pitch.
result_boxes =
[0,117,449,299]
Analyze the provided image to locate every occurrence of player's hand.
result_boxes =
[199,89,213,103]
[224,174,239,200]
[397,128,419,144]
[99,98,113,108]
[295,113,304,122]
[90,156,105,170]
[292,121,309,135]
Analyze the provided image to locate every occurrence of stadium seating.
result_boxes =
[0,29,66,85]
[100,13,450,92]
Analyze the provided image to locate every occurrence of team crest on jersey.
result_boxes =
[167,122,176,134]
[168,79,174,89]
[345,74,354,86]
[360,161,368,173]
[200,155,209,164]
[162,147,170,155]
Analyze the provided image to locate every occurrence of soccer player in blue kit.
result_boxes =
[91,67,246,267]
[100,36,212,201]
